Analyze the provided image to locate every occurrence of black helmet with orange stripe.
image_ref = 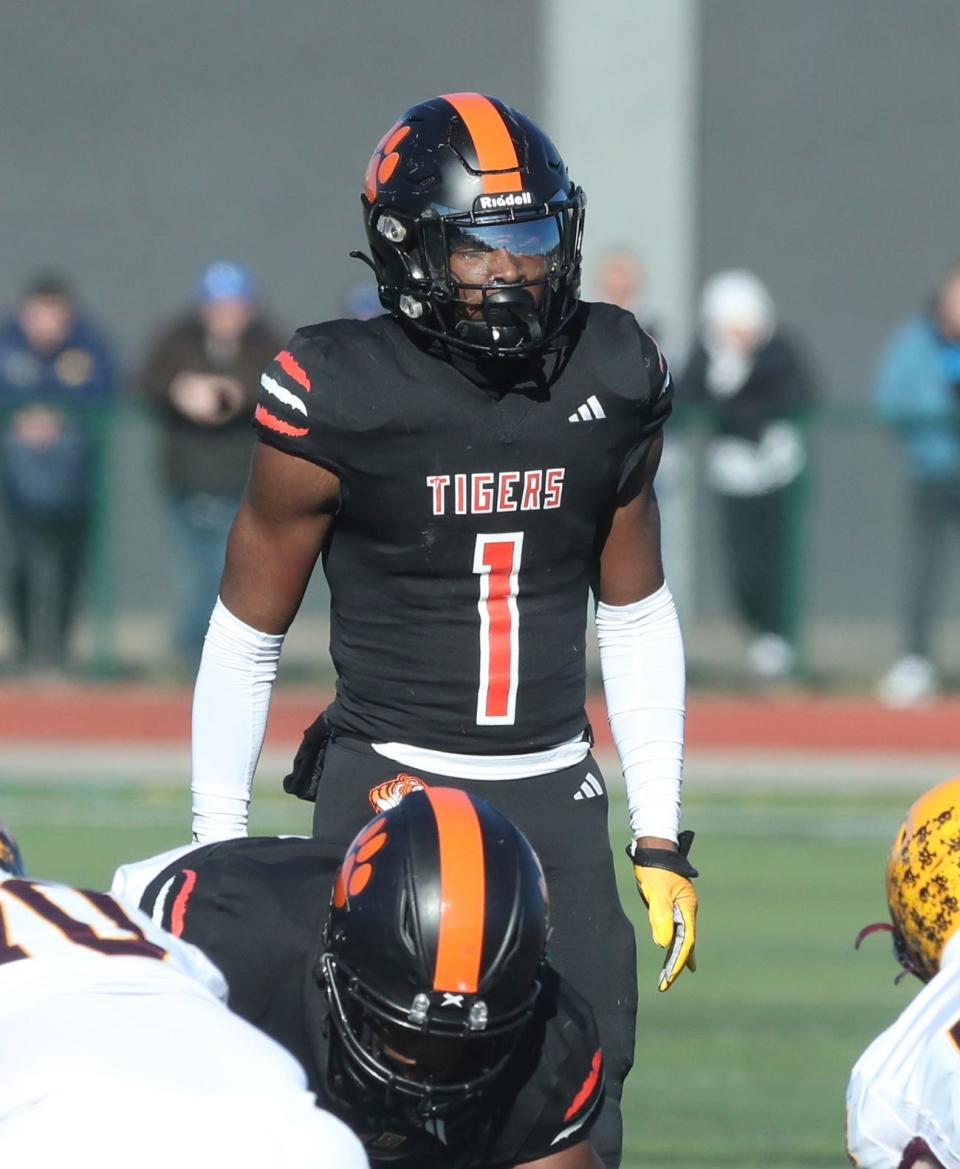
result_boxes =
[356,93,585,357]
[318,787,549,1121]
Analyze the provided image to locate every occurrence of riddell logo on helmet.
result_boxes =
[476,191,534,211]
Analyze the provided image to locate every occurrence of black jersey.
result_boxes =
[255,303,671,754]
[141,837,604,1169]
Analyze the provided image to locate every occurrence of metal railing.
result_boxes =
[1,401,955,685]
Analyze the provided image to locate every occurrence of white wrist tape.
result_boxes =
[191,598,284,843]
[595,583,685,842]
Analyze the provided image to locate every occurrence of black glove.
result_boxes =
[282,711,333,802]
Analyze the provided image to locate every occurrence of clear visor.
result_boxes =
[449,216,562,261]
[427,215,564,286]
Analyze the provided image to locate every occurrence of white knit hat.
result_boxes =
[700,269,776,336]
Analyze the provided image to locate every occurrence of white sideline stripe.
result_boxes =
[260,373,307,415]
[586,395,606,419]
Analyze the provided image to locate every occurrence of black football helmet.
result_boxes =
[0,821,25,877]
[357,93,586,357]
[318,787,549,1122]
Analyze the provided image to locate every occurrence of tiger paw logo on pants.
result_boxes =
[368,773,428,812]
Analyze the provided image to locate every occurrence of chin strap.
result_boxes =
[483,287,543,347]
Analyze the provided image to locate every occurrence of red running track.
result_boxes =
[0,685,958,754]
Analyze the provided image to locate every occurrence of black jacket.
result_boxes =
[140,312,284,497]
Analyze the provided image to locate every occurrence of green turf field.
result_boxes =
[4,776,919,1169]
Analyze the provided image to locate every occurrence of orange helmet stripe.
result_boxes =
[442,93,523,194]
[426,786,486,992]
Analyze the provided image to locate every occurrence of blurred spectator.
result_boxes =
[340,280,382,321]
[595,247,663,343]
[595,249,694,617]
[874,264,960,707]
[0,275,118,673]
[140,262,284,666]
[679,270,816,682]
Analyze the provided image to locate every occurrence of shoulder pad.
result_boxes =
[255,319,406,469]
[581,302,671,408]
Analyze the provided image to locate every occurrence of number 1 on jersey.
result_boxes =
[473,533,524,726]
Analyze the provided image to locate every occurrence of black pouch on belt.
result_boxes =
[282,710,333,803]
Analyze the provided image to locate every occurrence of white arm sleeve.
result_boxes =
[595,583,685,842]
[191,597,285,843]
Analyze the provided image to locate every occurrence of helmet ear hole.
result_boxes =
[398,888,417,955]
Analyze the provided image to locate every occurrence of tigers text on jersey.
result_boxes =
[140,835,605,1169]
[255,302,671,754]
[847,935,960,1169]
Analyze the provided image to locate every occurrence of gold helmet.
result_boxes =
[886,777,960,981]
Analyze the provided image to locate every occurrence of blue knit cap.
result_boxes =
[196,261,256,304]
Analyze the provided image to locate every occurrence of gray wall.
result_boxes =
[696,0,960,623]
[0,0,544,626]
[5,0,959,667]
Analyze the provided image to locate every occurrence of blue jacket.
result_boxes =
[0,313,117,409]
[0,312,118,513]
[872,314,960,480]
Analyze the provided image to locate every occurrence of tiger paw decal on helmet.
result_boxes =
[368,773,428,812]
[333,817,389,908]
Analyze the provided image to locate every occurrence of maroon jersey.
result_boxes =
[255,302,671,754]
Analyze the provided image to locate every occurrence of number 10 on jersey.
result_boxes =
[473,532,524,726]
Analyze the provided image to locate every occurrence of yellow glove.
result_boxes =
[630,829,698,992]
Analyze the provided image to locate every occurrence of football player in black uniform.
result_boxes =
[189,93,697,1168]
[133,789,605,1169]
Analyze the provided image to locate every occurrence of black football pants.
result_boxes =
[310,737,638,1169]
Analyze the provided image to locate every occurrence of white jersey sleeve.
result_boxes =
[0,872,227,1002]
[110,842,200,913]
[847,956,960,1169]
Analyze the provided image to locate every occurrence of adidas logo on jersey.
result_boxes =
[568,396,606,423]
[573,773,603,800]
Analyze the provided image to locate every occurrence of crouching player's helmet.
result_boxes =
[358,92,585,357]
[0,822,25,877]
[318,787,549,1122]
[879,777,960,981]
